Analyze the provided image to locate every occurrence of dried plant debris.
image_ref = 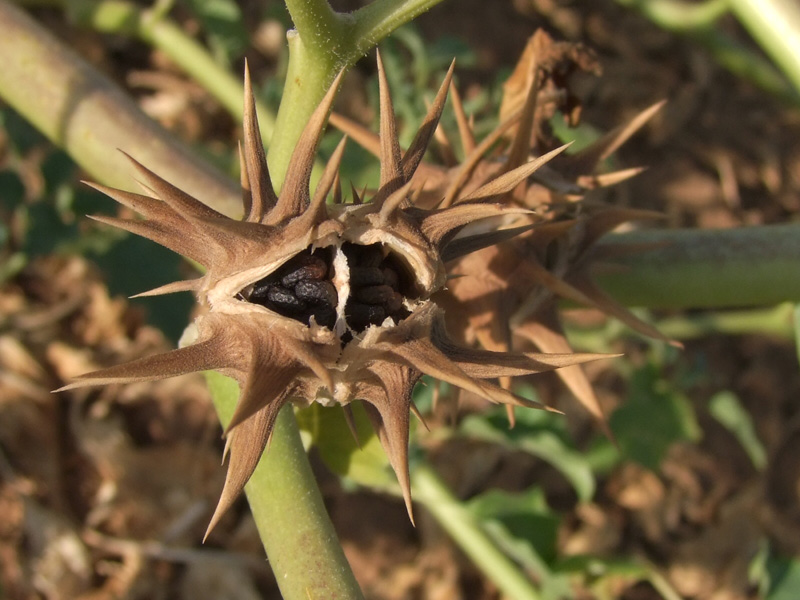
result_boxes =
[0,255,238,599]
[58,53,609,535]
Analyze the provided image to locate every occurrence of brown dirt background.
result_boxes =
[1,1,799,598]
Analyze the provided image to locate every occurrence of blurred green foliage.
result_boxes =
[0,106,193,342]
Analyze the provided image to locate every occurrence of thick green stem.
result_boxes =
[412,463,542,600]
[267,0,447,191]
[727,0,800,96]
[284,0,345,53]
[615,0,800,105]
[266,31,339,192]
[15,0,276,142]
[350,0,446,57]
[0,0,241,216]
[614,0,729,30]
[206,373,364,600]
[594,224,800,308]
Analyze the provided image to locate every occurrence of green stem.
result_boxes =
[0,0,242,216]
[614,0,729,30]
[565,304,795,352]
[412,462,542,600]
[350,0,447,57]
[266,30,339,192]
[16,0,277,143]
[727,0,800,96]
[594,224,800,308]
[267,0,447,191]
[284,0,345,53]
[615,0,800,105]
[205,373,364,600]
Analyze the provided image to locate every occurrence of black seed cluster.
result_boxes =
[247,249,337,329]
[343,242,410,333]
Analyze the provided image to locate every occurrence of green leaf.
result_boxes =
[458,401,596,502]
[296,402,397,491]
[467,486,572,600]
[557,555,682,600]
[709,391,767,470]
[468,486,560,564]
[610,363,701,470]
[764,556,800,600]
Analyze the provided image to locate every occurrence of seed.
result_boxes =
[354,245,384,268]
[353,284,394,305]
[266,285,306,313]
[309,305,337,329]
[346,302,386,328]
[381,267,399,291]
[295,280,338,307]
[350,266,384,286]
[385,291,404,314]
[281,254,328,287]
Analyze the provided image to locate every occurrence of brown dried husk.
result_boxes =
[58,53,610,536]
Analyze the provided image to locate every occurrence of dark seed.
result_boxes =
[385,291,404,314]
[295,280,338,307]
[350,266,384,286]
[357,245,384,268]
[281,255,328,287]
[266,286,306,312]
[249,282,272,304]
[309,305,337,329]
[346,302,386,327]
[381,267,399,291]
[353,284,394,305]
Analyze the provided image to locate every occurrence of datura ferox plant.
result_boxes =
[57,52,610,537]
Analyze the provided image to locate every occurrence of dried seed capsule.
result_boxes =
[295,280,338,308]
[350,266,384,287]
[281,254,328,287]
[357,245,384,268]
[353,284,395,305]
[266,285,307,313]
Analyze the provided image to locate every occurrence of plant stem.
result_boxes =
[350,0,447,57]
[412,462,542,600]
[727,0,800,96]
[594,224,800,308]
[615,0,800,105]
[284,0,345,53]
[614,0,729,30]
[15,0,276,142]
[0,0,242,216]
[266,30,340,192]
[205,373,365,600]
[565,304,795,353]
[267,0,447,191]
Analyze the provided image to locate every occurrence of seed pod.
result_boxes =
[61,54,598,540]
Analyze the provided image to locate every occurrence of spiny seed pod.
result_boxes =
[332,31,673,430]
[56,53,609,537]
